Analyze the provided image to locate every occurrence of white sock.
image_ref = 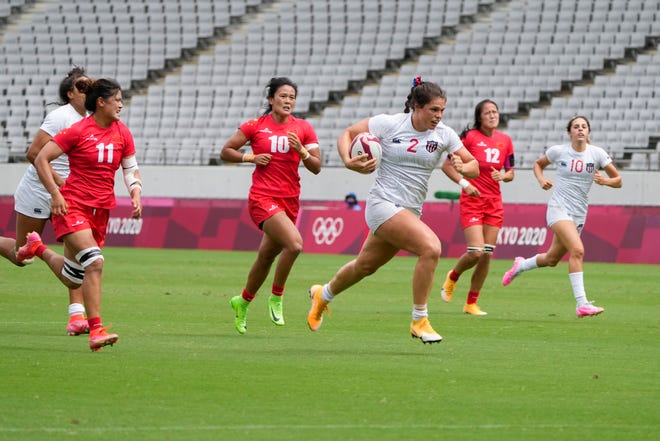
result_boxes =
[569,272,588,306]
[412,304,428,321]
[520,255,539,273]
[321,284,335,303]
[68,303,85,317]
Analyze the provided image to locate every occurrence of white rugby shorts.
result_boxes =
[14,173,51,219]
[365,194,420,233]
[546,203,586,234]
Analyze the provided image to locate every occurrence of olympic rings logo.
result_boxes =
[312,217,344,245]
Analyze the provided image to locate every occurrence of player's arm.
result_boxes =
[122,155,143,219]
[594,163,622,188]
[34,140,68,215]
[26,129,51,163]
[441,156,480,197]
[288,131,321,175]
[26,129,66,187]
[491,164,515,183]
[220,129,271,166]
[449,146,479,179]
[301,145,321,175]
[534,155,553,190]
[337,118,376,174]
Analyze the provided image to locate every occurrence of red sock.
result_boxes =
[467,291,480,305]
[271,284,284,296]
[449,269,460,282]
[241,289,256,303]
[35,244,47,259]
[87,316,102,331]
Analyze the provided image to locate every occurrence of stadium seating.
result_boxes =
[0,0,658,169]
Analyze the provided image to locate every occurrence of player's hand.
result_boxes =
[464,184,481,197]
[539,178,553,190]
[130,188,142,219]
[253,153,272,166]
[287,131,302,151]
[449,153,465,174]
[345,154,377,174]
[50,191,68,216]
[490,166,504,182]
[593,171,606,186]
[131,203,142,219]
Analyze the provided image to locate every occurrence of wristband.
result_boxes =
[242,153,255,163]
[459,178,470,189]
[301,150,311,161]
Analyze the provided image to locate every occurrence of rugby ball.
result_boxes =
[349,132,382,165]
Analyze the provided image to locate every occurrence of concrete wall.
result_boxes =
[1,163,658,206]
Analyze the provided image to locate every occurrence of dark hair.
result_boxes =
[263,77,297,116]
[404,80,446,113]
[460,99,499,139]
[77,78,122,112]
[56,66,87,105]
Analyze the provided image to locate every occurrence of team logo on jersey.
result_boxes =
[425,141,438,153]
[586,163,595,173]
[559,161,568,168]
[392,138,402,143]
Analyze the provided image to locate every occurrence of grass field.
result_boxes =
[1,247,658,441]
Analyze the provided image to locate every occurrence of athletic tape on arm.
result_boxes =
[122,156,142,192]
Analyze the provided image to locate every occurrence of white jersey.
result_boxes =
[545,143,612,220]
[368,113,462,212]
[14,104,86,218]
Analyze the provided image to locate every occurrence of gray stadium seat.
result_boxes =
[1,0,658,168]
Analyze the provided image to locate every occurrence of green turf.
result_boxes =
[1,247,658,441]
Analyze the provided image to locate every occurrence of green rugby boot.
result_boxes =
[230,295,249,334]
[268,295,285,326]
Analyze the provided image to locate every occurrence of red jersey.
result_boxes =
[240,114,318,198]
[461,129,514,199]
[53,115,136,209]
